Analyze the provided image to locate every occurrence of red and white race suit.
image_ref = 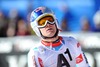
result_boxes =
[28,36,90,67]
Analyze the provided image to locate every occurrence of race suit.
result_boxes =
[28,36,90,67]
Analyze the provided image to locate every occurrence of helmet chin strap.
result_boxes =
[39,28,59,39]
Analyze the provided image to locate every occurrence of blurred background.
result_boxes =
[0,0,100,67]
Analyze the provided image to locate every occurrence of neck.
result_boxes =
[41,36,62,47]
[41,36,59,43]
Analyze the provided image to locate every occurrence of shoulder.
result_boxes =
[61,36,81,49]
[61,36,78,45]
[28,43,46,55]
[28,44,42,55]
[29,44,42,52]
[62,36,77,42]
[28,47,38,56]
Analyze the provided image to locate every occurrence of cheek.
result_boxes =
[53,25,57,32]
[40,28,46,35]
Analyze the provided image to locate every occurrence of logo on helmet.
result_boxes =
[34,7,45,13]
[30,7,45,22]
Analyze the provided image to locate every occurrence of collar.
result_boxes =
[41,36,62,47]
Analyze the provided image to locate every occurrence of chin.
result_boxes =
[47,34,55,37]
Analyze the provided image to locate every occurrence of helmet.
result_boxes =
[30,6,59,37]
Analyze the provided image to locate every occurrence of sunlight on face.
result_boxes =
[39,23,57,37]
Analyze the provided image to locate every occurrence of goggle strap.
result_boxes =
[45,20,55,24]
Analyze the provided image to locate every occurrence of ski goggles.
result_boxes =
[37,15,55,28]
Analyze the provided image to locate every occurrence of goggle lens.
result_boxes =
[38,16,54,27]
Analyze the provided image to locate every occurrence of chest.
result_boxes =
[36,45,76,67]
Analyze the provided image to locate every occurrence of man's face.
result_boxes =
[39,23,57,37]
[38,15,57,37]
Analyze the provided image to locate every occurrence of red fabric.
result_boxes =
[76,54,83,64]
[38,57,44,67]
[41,36,62,47]
[77,42,80,48]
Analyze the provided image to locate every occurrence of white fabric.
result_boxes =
[28,36,90,67]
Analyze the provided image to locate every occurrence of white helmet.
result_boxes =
[30,6,60,38]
